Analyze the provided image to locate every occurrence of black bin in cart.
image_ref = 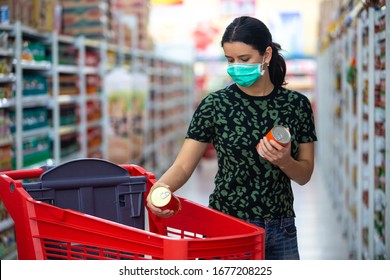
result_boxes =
[22,158,146,229]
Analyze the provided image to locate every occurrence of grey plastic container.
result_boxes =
[23,158,146,230]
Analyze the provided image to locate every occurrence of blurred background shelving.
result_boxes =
[317,0,389,259]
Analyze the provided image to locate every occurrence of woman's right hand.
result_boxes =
[146,182,176,218]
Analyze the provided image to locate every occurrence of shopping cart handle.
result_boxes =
[121,164,156,182]
[23,176,136,190]
[22,182,41,190]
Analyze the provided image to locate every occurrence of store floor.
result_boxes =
[175,157,351,260]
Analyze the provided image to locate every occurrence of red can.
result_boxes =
[150,184,181,213]
[265,125,291,146]
[256,126,290,157]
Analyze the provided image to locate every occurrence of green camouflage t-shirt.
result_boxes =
[186,84,317,220]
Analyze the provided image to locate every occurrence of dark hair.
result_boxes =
[221,16,286,87]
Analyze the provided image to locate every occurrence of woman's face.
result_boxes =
[223,42,263,64]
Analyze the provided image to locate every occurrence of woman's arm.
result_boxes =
[147,138,209,217]
[258,138,315,185]
[158,138,209,192]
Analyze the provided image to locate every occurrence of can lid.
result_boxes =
[272,126,291,144]
[150,186,172,207]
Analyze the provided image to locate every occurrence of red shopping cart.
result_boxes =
[0,158,265,260]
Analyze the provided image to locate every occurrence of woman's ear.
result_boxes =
[265,46,273,65]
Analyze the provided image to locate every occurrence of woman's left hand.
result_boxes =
[257,136,292,168]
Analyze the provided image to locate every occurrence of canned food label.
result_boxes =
[257,126,291,156]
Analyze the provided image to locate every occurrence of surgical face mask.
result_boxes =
[227,60,265,87]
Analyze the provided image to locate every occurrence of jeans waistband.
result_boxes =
[247,217,294,227]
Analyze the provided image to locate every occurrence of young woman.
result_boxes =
[147,16,317,260]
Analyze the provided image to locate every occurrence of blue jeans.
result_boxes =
[248,217,300,260]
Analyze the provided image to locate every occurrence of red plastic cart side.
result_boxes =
[121,164,265,260]
[2,168,45,180]
[0,170,46,259]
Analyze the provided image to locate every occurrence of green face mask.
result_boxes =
[227,61,265,87]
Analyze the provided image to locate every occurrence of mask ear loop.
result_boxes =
[259,56,266,75]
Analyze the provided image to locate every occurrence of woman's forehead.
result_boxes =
[223,42,258,56]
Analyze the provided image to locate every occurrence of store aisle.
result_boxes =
[176,157,350,260]
[292,162,350,260]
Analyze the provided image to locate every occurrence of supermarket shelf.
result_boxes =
[57,95,81,104]
[19,60,51,71]
[22,127,52,138]
[0,98,13,108]
[317,2,389,259]
[57,65,79,74]
[0,74,15,83]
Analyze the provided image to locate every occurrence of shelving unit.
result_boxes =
[146,58,193,177]
[0,21,194,259]
[0,26,14,173]
[317,0,389,259]
[0,24,16,260]
[7,24,104,170]
[373,7,388,259]
[357,7,376,259]
[51,35,106,163]
[0,22,193,174]
[11,23,53,170]
[51,33,80,164]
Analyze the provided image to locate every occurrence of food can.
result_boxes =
[265,125,291,146]
[150,184,181,213]
[256,126,290,157]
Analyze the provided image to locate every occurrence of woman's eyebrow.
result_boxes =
[225,54,251,59]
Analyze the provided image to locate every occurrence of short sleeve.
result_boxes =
[297,95,317,143]
[185,94,216,143]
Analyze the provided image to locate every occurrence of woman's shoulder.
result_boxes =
[278,87,312,103]
[278,87,306,97]
[202,85,234,101]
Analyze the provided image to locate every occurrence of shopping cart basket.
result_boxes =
[0,158,265,260]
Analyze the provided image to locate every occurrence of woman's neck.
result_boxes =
[238,81,275,97]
